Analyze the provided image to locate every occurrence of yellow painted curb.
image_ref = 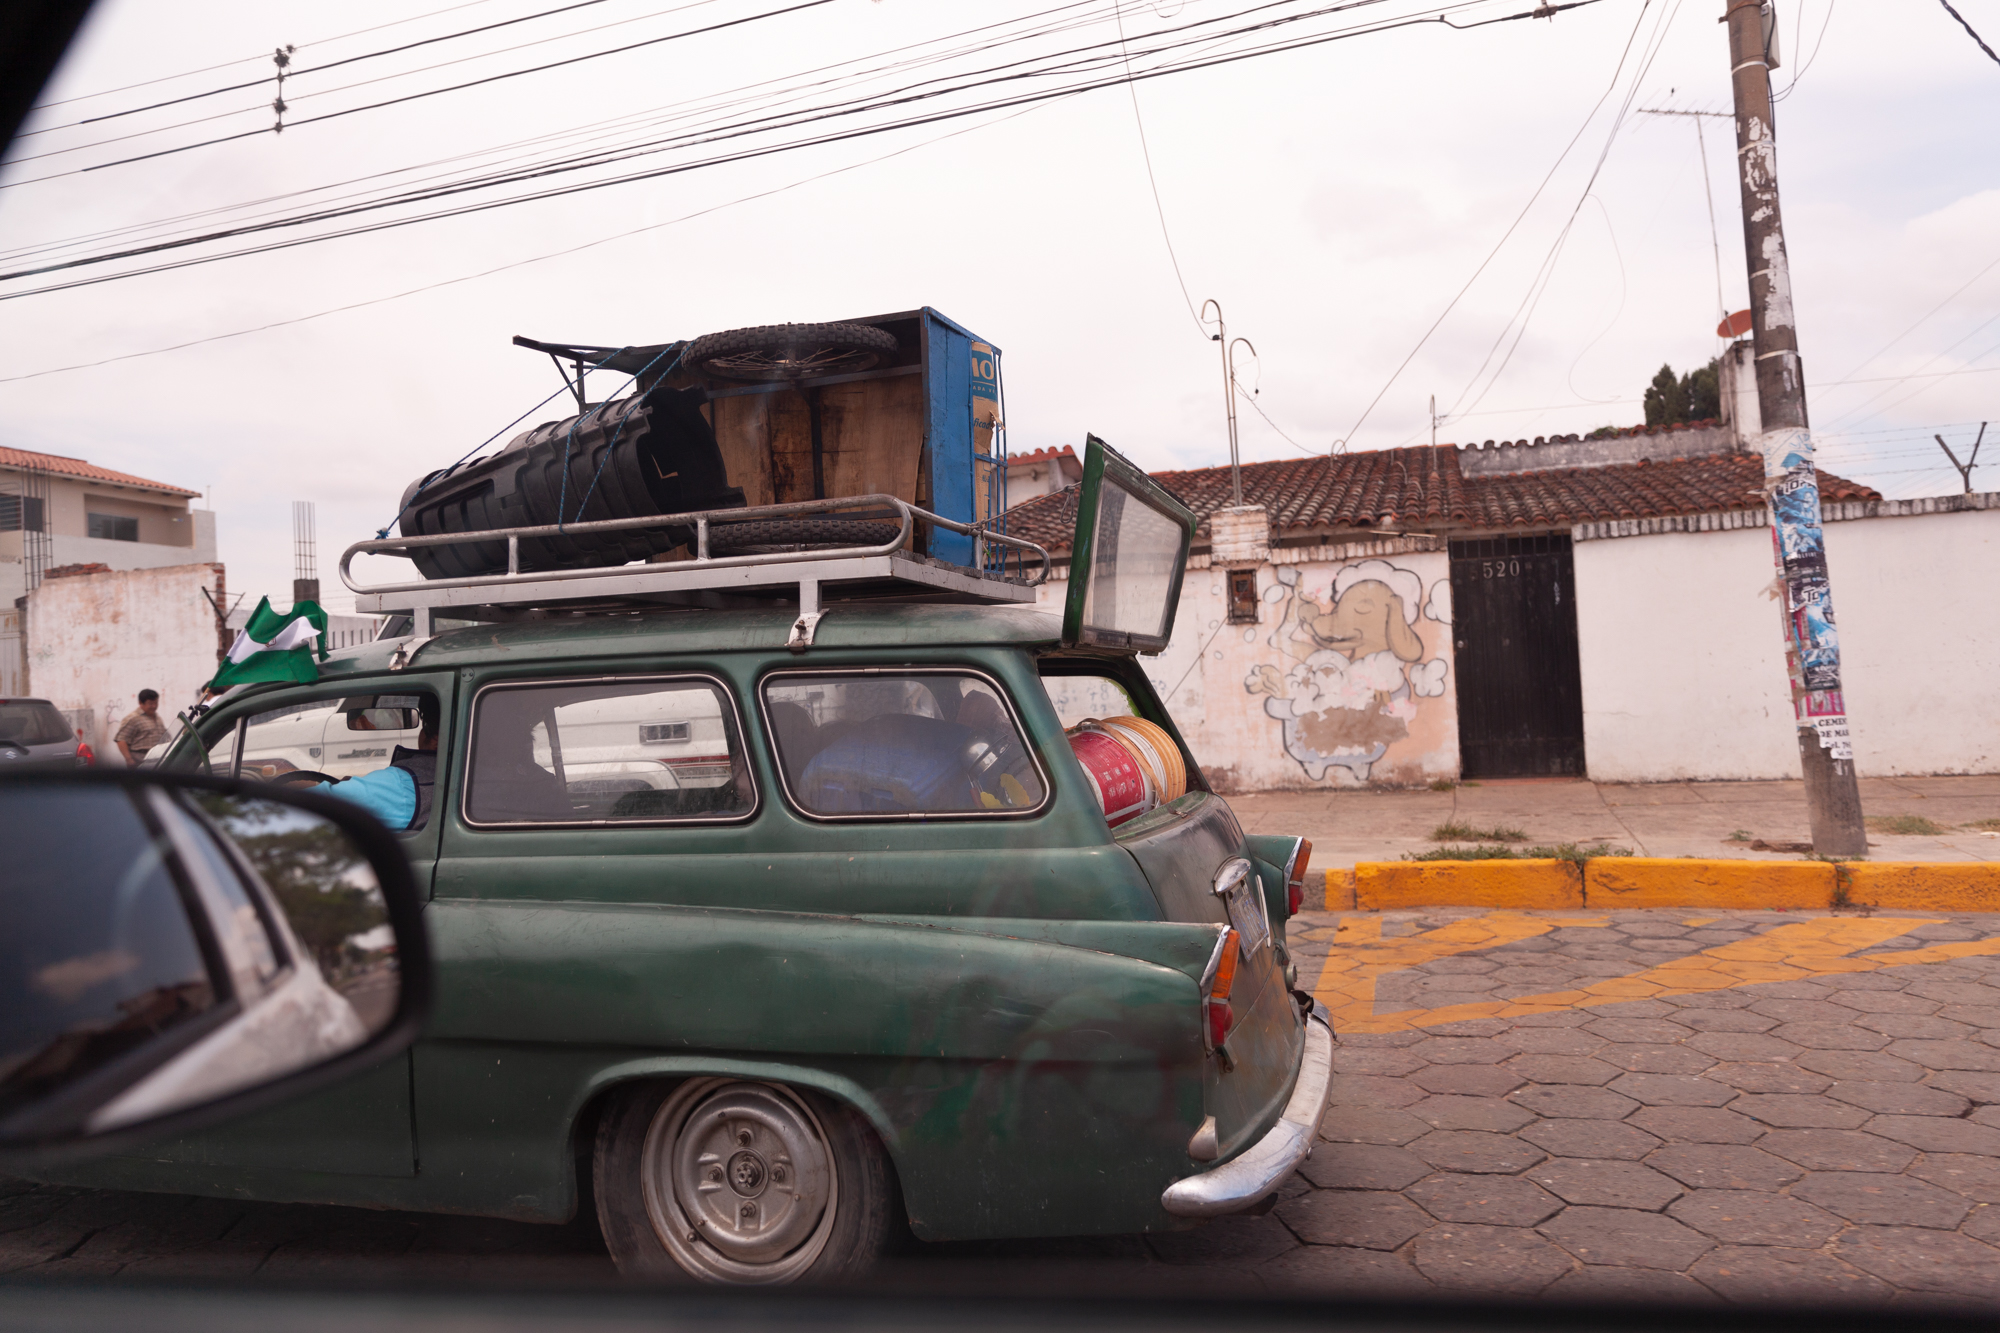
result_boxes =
[1355,860,1582,910]
[1845,862,2000,912]
[1586,858,1833,910]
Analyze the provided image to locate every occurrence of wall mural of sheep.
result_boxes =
[1245,558,1453,783]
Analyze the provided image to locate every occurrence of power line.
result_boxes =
[24,0,515,111]
[1,0,1511,299]
[1938,0,2000,66]
[1338,0,1655,449]
[80,0,841,174]
[1113,0,1205,332]
[0,97,1077,384]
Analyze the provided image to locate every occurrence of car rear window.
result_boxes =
[465,677,754,826]
[761,671,1047,819]
[0,701,72,747]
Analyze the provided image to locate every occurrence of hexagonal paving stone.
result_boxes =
[1410,1037,1517,1066]
[1504,1054,1620,1086]
[1274,1190,1433,1251]
[1406,1174,1562,1226]
[1545,1265,1718,1302]
[1793,1049,1923,1083]
[1908,980,2000,1006]
[1747,998,1835,1023]
[1925,1070,2000,1103]
[1509,1008,1597,1028]
[1824,1080,1971,1117]
[1646,1144,1804,1191]
[1791,1171,1972,1228]
[1408,1131,1546,1175]
[1662,990,1759,1011]
[1767,1022,1891,1051]
[1423,957,1500,976]
[1519,1119,1662,1161]
[1687,1032,1805,1062]
[1147,1211,1299,1266]
[1319,1106,1433,1146]
[1505,1028,1608,1057]
[1618,921,1693,938]
[1674,1009,1781,1034]
[1588,998,1683,1019]
[1325,1074,1427,1108]
[1627,1105,1765,1145]
[1409,1223,1575,1293]
[1887,1039,2000,1072]
[1593,1043,1717,1075]
[1340,1029,1430,1048]
[1408,1065,1526,1097]
[1667,1188,1842,1247]
[1584,1017,1695,1044]
[1965,1204,2000,1242]
[1864,1113,2000,1155]
[1259,1244,1435,1296]
[1688,1245,1894,1303]
[1527,1158,1684,1210]
[1730,1093,1873,1129]
[1509,1085,1639,1120]
[1834,1225,2000,1299]
[1937,1004,2000,1029]
[1753,1128,1917,1173]
[1408,1096,1536,1134]
[1827,989,1942,1015]
[1910,1154,2000,1204]
[1706,1062,1834,1094]
[1607,1073,1738,1107]
[1335,1048,1430,1077]
[1298,1143,1432,1192]
[1540,1205,1713,1270]
[1853,1013,1974,1041]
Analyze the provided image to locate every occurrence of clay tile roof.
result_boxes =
[1006,445,1076,464]
[0,444,199,497]
[1002,446,1879,551]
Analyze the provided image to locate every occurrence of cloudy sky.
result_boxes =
[2,0,1995,611]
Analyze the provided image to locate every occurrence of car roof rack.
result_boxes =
[341,494,1050,651]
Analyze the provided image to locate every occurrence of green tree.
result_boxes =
[1643,359,1721,427]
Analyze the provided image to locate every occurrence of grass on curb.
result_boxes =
[1430,820,1528,843]
[1426,777,1458,792]
[1726,829,1754,843]
[1403,842,1635,863]
[1867,814,1949,836]
[1965,817,2000,832]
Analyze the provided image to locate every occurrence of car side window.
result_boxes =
[465,677,754,826]
[761,671,1048,819]
[1039,672,1141,730]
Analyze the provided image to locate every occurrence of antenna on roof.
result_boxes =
[292,500,318,605]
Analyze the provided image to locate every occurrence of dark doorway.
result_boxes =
[1449,534,1586,778]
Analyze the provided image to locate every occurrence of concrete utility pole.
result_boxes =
[1725,0,1866,856]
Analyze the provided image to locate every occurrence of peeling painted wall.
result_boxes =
[24,563,223,759]
[1039,539,1460,792]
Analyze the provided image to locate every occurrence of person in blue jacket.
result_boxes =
[309,695,438,831]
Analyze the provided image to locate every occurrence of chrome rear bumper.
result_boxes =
[1160,1005,1334,1218]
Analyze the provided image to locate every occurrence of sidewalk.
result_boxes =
[1227,774,2000,869]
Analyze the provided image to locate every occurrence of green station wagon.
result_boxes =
[57,423,1333,1284]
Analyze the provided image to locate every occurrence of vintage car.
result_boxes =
[54,398,1331,1286]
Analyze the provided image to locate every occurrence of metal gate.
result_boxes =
[1448,533,1586,778]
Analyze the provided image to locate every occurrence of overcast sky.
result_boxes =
[3,0,1995,612]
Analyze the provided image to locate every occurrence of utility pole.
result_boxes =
[1725,0,1866,856]
[1200,299,1245,505]
[1934,423,1986,494]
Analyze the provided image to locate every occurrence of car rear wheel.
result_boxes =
[593,1077,896,1284]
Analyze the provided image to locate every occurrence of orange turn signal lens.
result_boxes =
[1287,839,1313,917]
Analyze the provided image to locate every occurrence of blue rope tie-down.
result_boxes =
[563,341,688,531]
[375,344,632,541]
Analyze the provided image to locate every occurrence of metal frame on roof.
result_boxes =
[341,494,1049,651]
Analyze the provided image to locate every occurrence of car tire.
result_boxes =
[593,1077,897,1284]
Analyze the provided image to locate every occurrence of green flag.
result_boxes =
[210,597,328,690]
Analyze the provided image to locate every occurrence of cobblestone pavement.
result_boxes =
[9,908,2000,1305]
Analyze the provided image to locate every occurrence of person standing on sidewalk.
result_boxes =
[114,689,170,766]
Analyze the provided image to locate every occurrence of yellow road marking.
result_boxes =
[1309,912,2000,1034]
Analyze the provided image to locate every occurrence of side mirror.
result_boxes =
[0,769,431,1170]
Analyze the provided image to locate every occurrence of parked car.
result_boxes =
[46,440,1330,1288]
[0,697,86,770]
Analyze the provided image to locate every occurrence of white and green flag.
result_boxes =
[209,598,328,690]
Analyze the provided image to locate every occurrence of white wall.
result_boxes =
[24,563,223,759]
[1575,502,2000,780]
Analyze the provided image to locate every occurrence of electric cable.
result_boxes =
[1113,0,1207,332]
[1938,0,2000,66]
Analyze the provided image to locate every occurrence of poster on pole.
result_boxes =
[1762,428,1851,759]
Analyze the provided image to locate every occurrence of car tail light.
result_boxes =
[1202,928,1241,1051]
[76,742,95,766]
[1286,839,1313,916]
